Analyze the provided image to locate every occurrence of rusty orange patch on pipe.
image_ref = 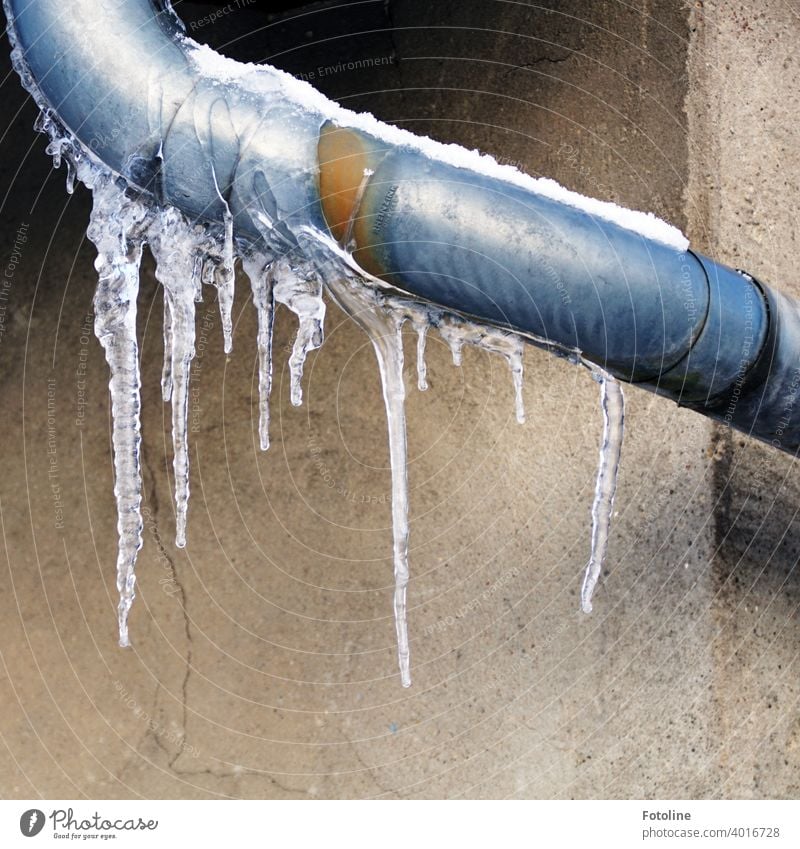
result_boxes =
[318,122,375,245]
[317,122,390,280]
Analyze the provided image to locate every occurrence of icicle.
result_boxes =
[65,159,76,195]
[149,209,203,549]
[271,256,325,407]
[87,176,152,647]
[325,274,412,687]
[508,345,526,424]
[435,313,530,423]
[161,288,173,403]
[581,368,625,613]
[45,138,63,169]
[215,202,236,354]
[413,321,429,391]
[44,135,76,193]
[243,253,275,451]
[441,326,464,367]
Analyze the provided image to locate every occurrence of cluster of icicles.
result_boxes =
[40,115,624,689]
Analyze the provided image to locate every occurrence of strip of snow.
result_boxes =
[185,40,689,252]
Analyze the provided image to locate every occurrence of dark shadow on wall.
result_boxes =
[712,428,800,608]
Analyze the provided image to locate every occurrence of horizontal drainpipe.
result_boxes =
[6,0,800,453]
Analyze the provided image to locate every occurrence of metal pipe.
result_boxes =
[6,0,800,452]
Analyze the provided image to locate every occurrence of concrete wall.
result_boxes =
[0,0,797,798]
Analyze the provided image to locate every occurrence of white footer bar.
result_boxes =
[2,799,797,848]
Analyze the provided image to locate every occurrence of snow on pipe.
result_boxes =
[6,0,800,685]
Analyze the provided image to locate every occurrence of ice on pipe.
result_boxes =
[9,8,628,681]
[581,367,625,613]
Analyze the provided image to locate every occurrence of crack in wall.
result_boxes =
[141,440,193,773]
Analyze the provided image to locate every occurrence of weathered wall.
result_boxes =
[0,0,796,798]
[686,0,800,797]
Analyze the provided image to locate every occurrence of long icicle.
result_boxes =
[377,316,412,687]
[87,177,151,647]
[149,209,201,549]
[581,368,625,613]
[325,275,413,687]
